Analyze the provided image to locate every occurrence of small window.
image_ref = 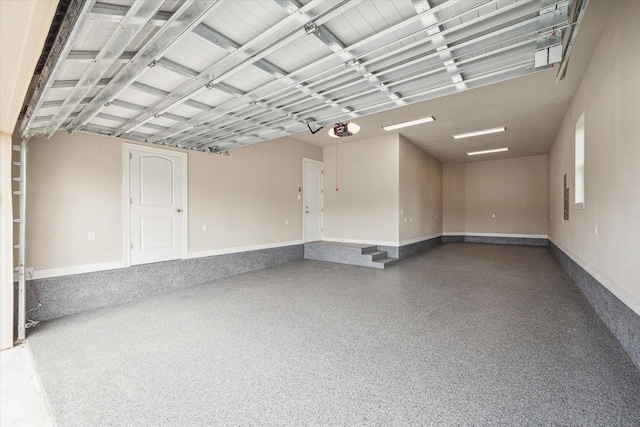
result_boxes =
[575,112,585,207]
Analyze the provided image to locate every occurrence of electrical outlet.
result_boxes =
[87,231,96,241]
[491,213,496,218]
[202,224,208,231]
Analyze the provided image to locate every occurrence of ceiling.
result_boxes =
[19,0,607,163]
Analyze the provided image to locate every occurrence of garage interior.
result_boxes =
[1,0,639,425]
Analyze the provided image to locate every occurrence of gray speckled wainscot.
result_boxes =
[549,241,640,369]
[21,244,303,322]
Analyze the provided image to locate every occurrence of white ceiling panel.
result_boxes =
[190,89,235,109]
[202,0,288,47]
[117,87,161,108]
[135,66,190,93]
[221,67,277,94]
[162,32,228,74]
[263,36,330,75]
[19,0,605,160]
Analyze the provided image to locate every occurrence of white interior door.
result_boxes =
[304,159,323,242]
[128,146,186,265]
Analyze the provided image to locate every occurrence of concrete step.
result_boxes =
[363,250,387,261]
[304,242,398,269]
[373,257,398,268]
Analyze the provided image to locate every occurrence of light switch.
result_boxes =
[202,224,208,231]
[297,195,301,200]
[88,231,95,241]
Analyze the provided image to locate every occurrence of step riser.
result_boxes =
[366,251,387,261]
[304,243,397,269]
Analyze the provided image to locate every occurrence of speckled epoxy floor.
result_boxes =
[27,243,640,426]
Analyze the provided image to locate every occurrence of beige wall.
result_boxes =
[0,0,58,132]
[466,155,548,235]
[399,135,442,242]
[1,133,15,349]
[1,0,58,350]
[548,0,640,314]
[322,135,399,243]
[26,132,124,270]
[443,155,549,236]
[189,137,321,253]
[442,163,465,233]
[24,132,321,271]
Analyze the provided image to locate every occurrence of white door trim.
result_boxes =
[123,143,188,267]
[303,158,323,242]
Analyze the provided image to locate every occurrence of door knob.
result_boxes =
[176,209,183,213]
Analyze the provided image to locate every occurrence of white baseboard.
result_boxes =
[399,233,442,246]
[549,239,640,317]
[443,232,548,239]
[187,240,304,259]
[23,241,305,280]
[321,237,399,246]
[322,234,442,247]
[29,261,127,280]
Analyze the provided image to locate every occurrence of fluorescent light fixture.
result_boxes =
[382,116,435,131]
[467,147,509,156]
[453,126,506,139]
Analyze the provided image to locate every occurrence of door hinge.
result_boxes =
[129,153,132,160]
[130,243,133,249]
[130,198,133,205]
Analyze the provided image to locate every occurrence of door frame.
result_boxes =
[123,143,188,267]
[302,158,324,242]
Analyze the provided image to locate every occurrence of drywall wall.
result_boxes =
[23,132,321,273]
[26,132,124,270]
[548,0,640,315]
[1,133,15,350]
[189,137,322,253]
[322,134,399,244]
[0,0,58,132]
[465,155,548,235]
[1,0,58,350]
[443,155,549,236]
[442,162,465,234]
[399,135,442,242]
